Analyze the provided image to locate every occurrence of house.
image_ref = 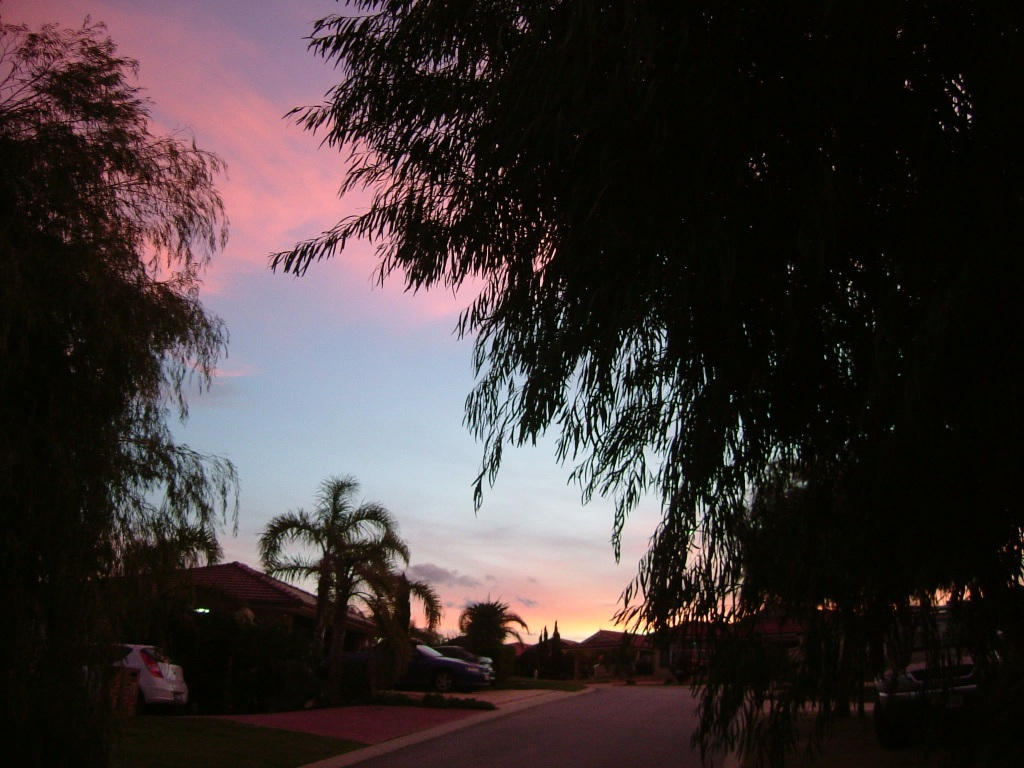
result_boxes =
[505,641,531,657]
[654,620,717,678]
[657,612,810,679]
[510,636,580,678]
[750,613,806,648]
[180,561,376,649]
[572,629,672,678]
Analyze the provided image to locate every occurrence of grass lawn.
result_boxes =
[496,676,587,692]
[111,716,364,768]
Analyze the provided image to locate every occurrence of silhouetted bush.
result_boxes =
[167,611,317,714]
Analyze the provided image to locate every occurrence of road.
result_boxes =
[347,685,721,768]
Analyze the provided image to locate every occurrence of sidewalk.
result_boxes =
[216,687,592,768]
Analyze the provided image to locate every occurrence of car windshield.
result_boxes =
[417,645,444,658]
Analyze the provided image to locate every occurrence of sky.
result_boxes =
[3,0,664,642]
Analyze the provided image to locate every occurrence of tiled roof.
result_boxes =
[505,637,580,655]
[183,561,318,615]
[669,615,807,640]
[180,561,380,633]
[578,629,653,651]
[752,616,806,638]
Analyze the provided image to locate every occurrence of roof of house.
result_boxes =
[577,629,653,651]
[185,561,317,614]
[504,637,581,655]
[751,615,806,639]
[181,561,375,632]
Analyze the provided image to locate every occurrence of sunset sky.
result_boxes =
[4,0,664,642]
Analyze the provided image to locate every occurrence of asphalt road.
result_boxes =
[346,685,716,768]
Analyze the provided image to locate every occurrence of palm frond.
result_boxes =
[259,508,320,569]
[352,557,399,596]
[316,475,359,525]
[340,529,410,573]
[407,578,443,630]
[374,527,411,566]
[264,553,320,584]
[458,599,529,641]
[344,502,400,538]
[501,611,529,631]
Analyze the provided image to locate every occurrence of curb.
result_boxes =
[297,688,594,768]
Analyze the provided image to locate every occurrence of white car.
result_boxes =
[116,644,189,708]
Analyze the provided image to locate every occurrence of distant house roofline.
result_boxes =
[577,629,653,652]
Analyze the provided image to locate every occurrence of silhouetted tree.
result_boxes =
[259,476,410,704]
[393,572,442,639]
[459,600,528,678]
[276,3,1024,762]
[1,19,236,767]
[537,625,549,678]
[550,622,563,680]
[371,571,442,690]
[111,518,225,650]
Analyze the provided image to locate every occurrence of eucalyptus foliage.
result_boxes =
[276,3,1024,762]
[1,20,235,766]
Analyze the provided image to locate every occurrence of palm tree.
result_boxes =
[368,572,443,690]
[458,599,529,678]
[259,476,411,703]
[393,572,442,639]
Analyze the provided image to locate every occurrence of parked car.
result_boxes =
[115,644,189,708]
[397,644,490,693]
[875,656,978,747]
[436,645,495,684]
[873,609,992,748]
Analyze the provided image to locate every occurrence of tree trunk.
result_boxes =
[327,588,350,705]
[315,566,331,656]
[395,574,411,635]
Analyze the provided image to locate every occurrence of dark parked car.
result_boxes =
[435,645,495,684]
[397,644,490,693]
[875,656,978,748]
[873,609,995,748]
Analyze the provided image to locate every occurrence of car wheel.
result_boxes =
[433,670,455,693]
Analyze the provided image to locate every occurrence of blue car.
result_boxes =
[436,645,495,685]
[398,644,490,692]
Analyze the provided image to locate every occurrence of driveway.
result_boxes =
[298,685,728,768]
[216,688,570,746]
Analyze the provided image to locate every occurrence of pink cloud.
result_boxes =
[133,11,474,328]
[213,363,256,380]
[10,1,471,325]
